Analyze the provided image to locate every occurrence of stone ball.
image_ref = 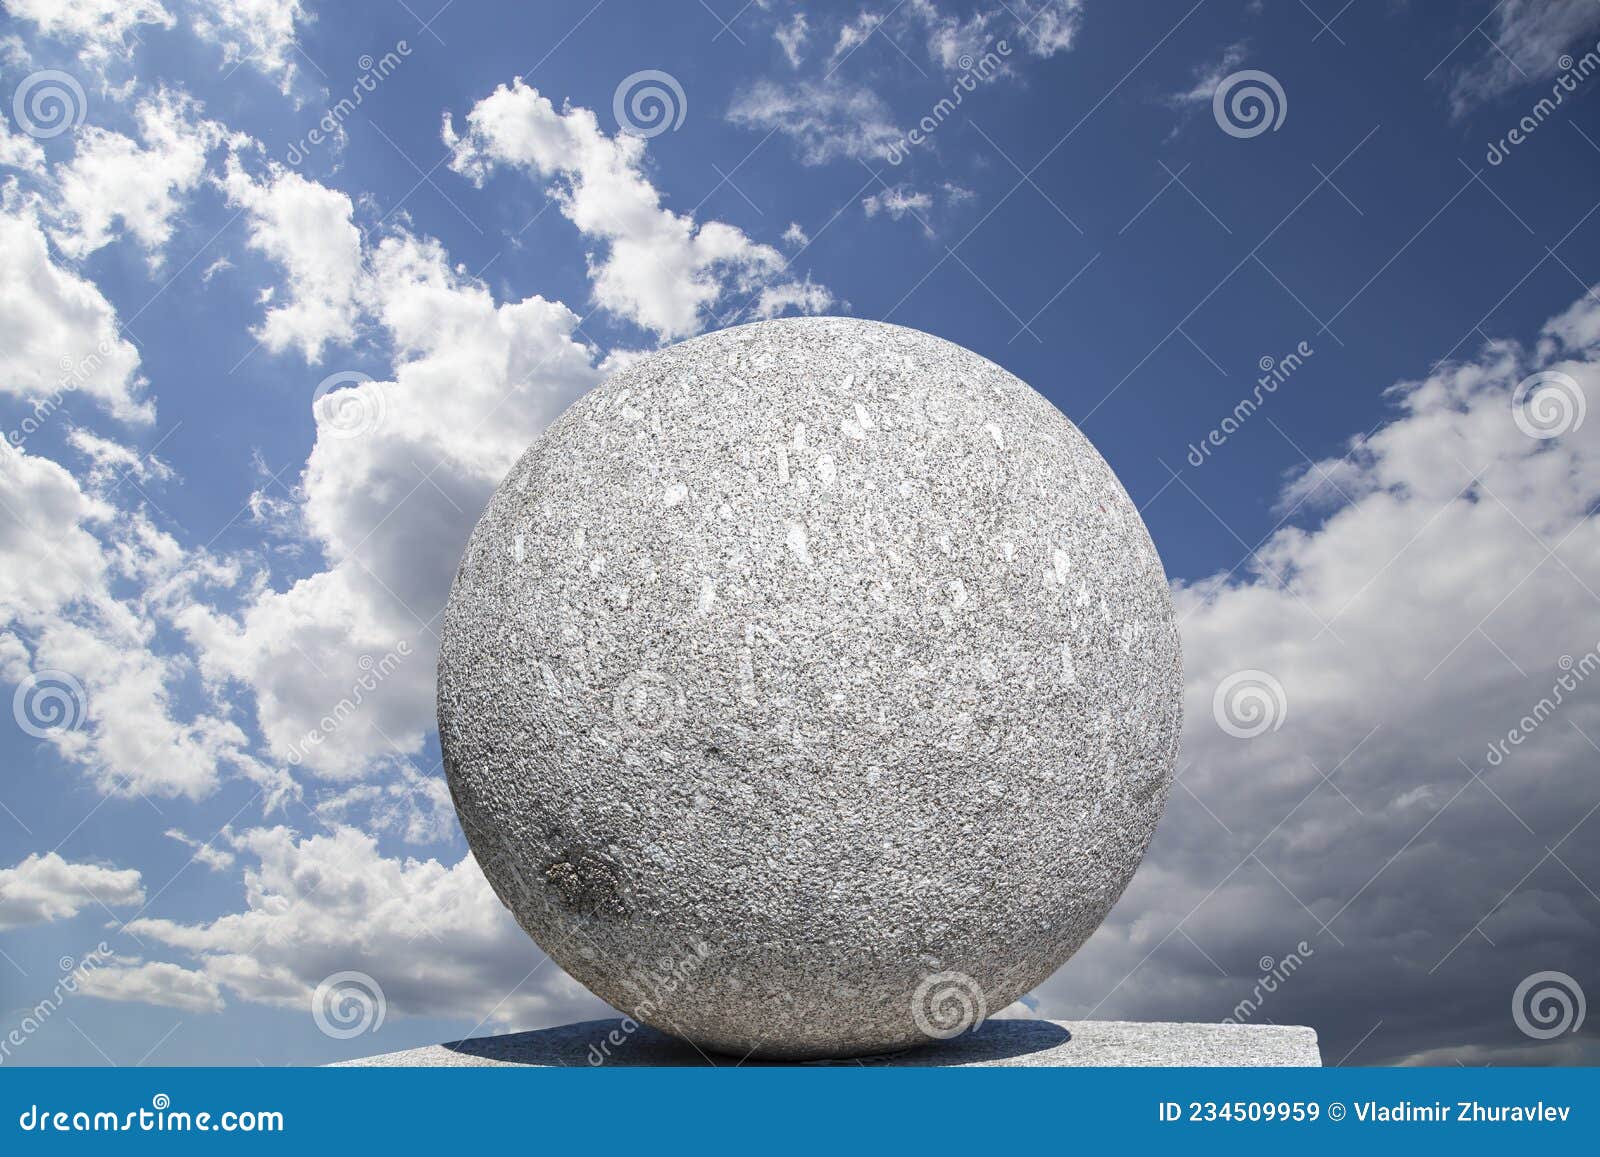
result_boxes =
[438,317,1181,1060]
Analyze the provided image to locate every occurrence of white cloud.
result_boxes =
[125,825,606,1026]
[775,11,808,68]
[2,0,310,90]
[66,428,174,488]
[781,220,809,248]
[1450,0,1600,112]
[860,182,970,236]
[1009,0,1083,58]
[49,88,225,264]
[735,2,1074,169]
[177,224,605,780]
[751,276,835,320]
[820,1,1075,72]
[190,0,311,94]
[0,201,151,424]
[78,958,226,1012]
[727,77,902,165]
[314,761,457,845]
[164,827,236,871]
[862,183,933,223]
[1030,285,1600,1063]
[220,154,364,362]
[1167,41,1247,107]
[446,80,830,340]
[0,113,46,173]
[907,0,993,70]
[0,851,144,929]
[1,0,173,66]
[0,437,264,799]
[828,9,883,65]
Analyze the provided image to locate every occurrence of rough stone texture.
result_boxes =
[438,317,1183,1061]
[336,1018,1319,1067]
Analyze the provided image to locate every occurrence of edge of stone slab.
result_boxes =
[331,1017,1321,1068]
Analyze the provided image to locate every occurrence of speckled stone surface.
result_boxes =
[336,1019,1319,1067]
[438,317,1183,1061]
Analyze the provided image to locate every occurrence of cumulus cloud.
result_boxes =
[0,437,263,799]
[0,202,151,424]
[78,958,226,1013]
[125,825,606,1026]
[1031,285,1600,1065]
[1,0,173,66]
[0,112,46,173]
[49,88,226,265]
[190,0,312,94]
[0,852,144,929]
[177,222,605,780]
[220,154,364,362]
[445,80,830,340]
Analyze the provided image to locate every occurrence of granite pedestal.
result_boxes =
[336,1017,1320,1067]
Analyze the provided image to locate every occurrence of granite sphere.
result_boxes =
[438,317,1182,1059]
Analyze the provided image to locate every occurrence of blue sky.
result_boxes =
[1,0,1598,1066]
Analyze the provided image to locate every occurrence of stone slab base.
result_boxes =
[335,1017,1321,1067]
